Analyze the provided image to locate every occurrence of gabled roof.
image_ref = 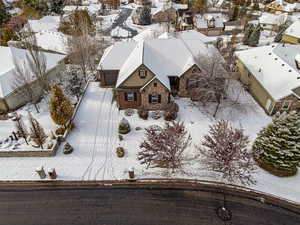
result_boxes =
[158,30,217,44]
[0,46,65,98]
[259,13,288,25]
[284,20,300,39]
[236,43,300,100]
[99,33,220,91]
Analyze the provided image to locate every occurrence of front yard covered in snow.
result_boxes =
[0,82,300,203]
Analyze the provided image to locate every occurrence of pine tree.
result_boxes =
[274,21,291,42]
[49,84,74,128]
[230,5,240,21]
[0,0,10,27]
[247,24,261,46]
[191,0,207,13]
[243,23,254,45]
[28,112,47,149]
[15,115,28,145]
[66,69,83,101]
[253,111,300,172]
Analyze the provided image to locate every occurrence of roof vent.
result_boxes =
[259,68,262,72]
[275,58,278,60]
[289,69,292,72]
[268,53,272,55]
[282,64,285,66]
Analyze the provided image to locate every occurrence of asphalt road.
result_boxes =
[0,180,299,225]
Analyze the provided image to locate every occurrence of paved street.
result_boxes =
[0,181,299,225]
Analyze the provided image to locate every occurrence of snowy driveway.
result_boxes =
[66,82,120,180]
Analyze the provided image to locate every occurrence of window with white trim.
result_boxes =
[282,100,292,110]
[126,93,134,102]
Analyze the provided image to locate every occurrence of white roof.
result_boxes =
[259,13,288,25]
[133,28,161,42]
[98,42,137,70]
[284,20,300,39]
[269,0,300,12]
[158,30,217,43]
[236,43,300,100]
[195,13,228,29]
[0,47,65,98]
[99,32,221,90]
[63,4,102,15]
[35,31,68,54]
[26,16,60,33]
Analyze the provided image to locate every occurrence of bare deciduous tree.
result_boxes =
[14,114,28,145]
[188,52,228,117]
[197,120,256,185]
[12,58,41,113]
[138,121,191,172]
[68,15,97,83]
[22,28,48,94]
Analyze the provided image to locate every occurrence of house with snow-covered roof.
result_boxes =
[0,46,65,112]
[265,0,300,14]
[24,16,60,33]
[97,37,221,110]
[236,43,300,115]
[194,13,228,36]
[258,13,288,31]
[282,20,300,44]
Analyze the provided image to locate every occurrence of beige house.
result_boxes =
[236,43,300,115]
[0,46,65,113]
[282,20,300,44]
[97,32,221,110]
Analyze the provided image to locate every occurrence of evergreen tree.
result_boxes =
[49,84,74,128]
[191,0,207,13]
[253,111,300,172]
[230,5,240,21]
[0,0,10,27]
[247,24,260,46]
[242,23,254,45]
[140,6,151,25]
[66,69,84,101]
[49,0,64,14]
[274,21,291,42]
[0,27,18,46]
[28,112,47,149]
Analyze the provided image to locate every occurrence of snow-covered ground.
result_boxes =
[0,82,299,203]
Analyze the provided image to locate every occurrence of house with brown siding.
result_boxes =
[236,43,300,115]
[282,20,300,44]
[97,33,221,110]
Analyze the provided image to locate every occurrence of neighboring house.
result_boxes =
[265,0,300,14]
[258,13,288,31]
[194,13,228,36]
[178,11,194,30]
[223,20,244,34]
[63,4,103,16]
[97,36,221,110]
[24,16,60,33]
[151,3,187,24]
[236,43,300,115]
[282,20,300,44]
[0,46,65,113]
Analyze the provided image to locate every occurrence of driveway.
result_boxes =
[67,82,120,180]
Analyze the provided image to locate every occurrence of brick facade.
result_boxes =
[141,79,170,110]
[178,65,201,97]
[117,89,142,109]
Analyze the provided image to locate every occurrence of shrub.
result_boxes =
[135,127,142,131]
[116,147,125,158]
[164,110,177,121]
[125,108,135,117]
[164,102,179,113]
[55,127,66,136]
[118,118,131,134]
[150,111,162,120]
[138,108,149,120]
[119,134,124,141]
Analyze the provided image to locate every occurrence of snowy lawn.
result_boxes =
[0,82,300,203]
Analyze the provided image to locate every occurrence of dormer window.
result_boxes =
[139,69,147,78]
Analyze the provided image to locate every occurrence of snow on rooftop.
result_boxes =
[236,44,300,100]
[26,16,60,33]
[259,13,288,25]
[195,13,228,29]
[63,4,102,15]
[98,42,137,70]
[284,20,300,38]
[0,47,65,98]
[103,38,218,88]
[158,30,217,44]
[35,31,68,54]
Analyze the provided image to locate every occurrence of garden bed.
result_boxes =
[255,158,297,177]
